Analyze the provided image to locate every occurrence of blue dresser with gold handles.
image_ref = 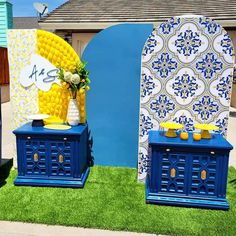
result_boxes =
[146,131,233,210]
[13,123,90,188]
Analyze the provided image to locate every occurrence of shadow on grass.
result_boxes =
[0,158,13,188]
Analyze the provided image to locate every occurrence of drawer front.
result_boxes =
[159,150,188,194]
[24,139,47,176]
[49,140,73,177]
[189,152,218,196]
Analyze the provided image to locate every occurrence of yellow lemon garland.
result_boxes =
[36,30,87,123]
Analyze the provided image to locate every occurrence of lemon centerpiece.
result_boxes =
[194,124,219,139]
[160,122,183,138]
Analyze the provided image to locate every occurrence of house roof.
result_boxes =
[13,17,39,29]
[39,0,236,30]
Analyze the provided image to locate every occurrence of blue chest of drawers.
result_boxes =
[146,131,233,210]
[13,123,90,188]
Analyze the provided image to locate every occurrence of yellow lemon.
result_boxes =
[180,132,189,140]
[193,133,201,141]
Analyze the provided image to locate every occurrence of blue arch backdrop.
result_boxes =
[82,23,153,167]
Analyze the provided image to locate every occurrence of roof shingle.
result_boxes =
[13,17,39,29]
[40,0,236,24]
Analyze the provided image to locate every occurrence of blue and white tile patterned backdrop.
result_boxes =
[138,16,235,181]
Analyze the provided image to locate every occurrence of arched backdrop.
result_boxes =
[82,23,153,167]
[138,16,235,181]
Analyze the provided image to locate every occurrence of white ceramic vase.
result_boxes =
[67,98,80,126]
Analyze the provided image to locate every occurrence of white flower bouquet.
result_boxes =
[58,62,90,98]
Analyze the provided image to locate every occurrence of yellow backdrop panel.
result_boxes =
[8,29,87,166]
[36,30,86,123]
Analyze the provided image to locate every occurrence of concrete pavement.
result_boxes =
[0,221,157,236]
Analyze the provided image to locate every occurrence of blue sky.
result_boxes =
[10,0,67,17]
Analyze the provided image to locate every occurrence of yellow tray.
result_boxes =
[160,122,183,138]
[44,124,71,130]
[194,124,219,139]
[160,122,183,130]
[194,124,219,131]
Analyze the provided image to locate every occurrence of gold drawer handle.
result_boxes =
[33,153,38,162]
[201,170,207,180]
[59,155,64,163]
[170,168,176,178]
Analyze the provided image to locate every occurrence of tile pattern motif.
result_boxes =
[139,16,235,181]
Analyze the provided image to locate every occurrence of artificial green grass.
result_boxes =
[0,163,236,236]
